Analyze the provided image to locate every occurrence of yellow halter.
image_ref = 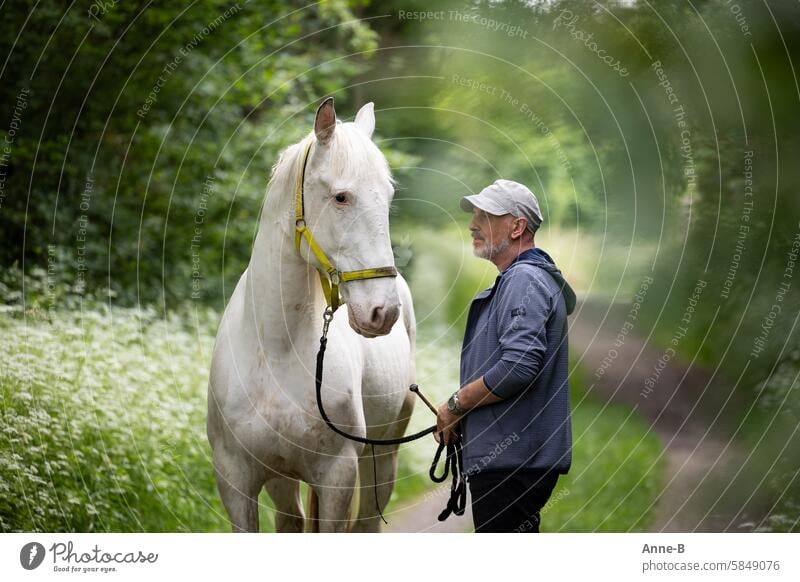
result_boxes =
[294,140,398,313]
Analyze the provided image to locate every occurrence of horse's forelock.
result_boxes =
[327,123,393,186]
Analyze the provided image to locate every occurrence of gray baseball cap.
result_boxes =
[460,179,543,233]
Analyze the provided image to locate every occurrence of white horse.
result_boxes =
[207,98,416,532]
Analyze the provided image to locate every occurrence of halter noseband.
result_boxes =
[294,140,398,313]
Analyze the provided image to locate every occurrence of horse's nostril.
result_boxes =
[370,305,386,327]
[368,304,399,331]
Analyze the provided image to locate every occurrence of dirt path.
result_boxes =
[386,482,473,533]
[569,296,769,532]
[387,295,769,532]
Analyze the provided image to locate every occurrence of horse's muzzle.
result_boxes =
[348,303,400,337]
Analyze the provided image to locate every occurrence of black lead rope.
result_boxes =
[369,444,387,525]
[428,431,467,521]
[315,325,466,524]
[315,334,436,445]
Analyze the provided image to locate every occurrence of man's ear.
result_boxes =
[511,216,528,240]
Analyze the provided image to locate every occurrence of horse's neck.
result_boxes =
[244,189,323,351]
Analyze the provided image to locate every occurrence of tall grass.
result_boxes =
[0,306,230,532]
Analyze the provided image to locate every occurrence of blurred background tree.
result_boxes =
[0,0,384,306]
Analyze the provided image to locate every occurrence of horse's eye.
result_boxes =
[334,192,348,204]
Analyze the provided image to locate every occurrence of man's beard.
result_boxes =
[473,236,511,260]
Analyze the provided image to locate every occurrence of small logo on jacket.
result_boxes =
[510,306,527,317]
[20,542,46,570]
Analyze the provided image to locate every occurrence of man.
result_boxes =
[435,179,576,533]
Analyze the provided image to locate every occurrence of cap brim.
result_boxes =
[459,194,507,215]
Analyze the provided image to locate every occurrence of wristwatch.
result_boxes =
[447,391,467,416]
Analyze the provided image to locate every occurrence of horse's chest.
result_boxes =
[229,359,354,464]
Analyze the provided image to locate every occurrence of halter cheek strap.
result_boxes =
[294,140,398,313]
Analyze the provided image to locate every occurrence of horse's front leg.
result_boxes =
[212,443,264,533]
[311,447,360,533]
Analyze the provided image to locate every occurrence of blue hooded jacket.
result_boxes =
[459,247,575,476]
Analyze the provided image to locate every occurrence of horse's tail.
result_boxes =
[306,487,320,533]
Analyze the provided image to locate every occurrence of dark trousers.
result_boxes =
[468,469,560,533]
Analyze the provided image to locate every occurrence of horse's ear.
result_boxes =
[314,97,336,144]
[354,102,375,138]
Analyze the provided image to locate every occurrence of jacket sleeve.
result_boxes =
[482,266,555,399]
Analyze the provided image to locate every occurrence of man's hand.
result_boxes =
[434,403,461,445]
[432,378,502,444]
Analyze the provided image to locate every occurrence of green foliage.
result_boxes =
[0,0,382,306]
[403,225,497,332]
